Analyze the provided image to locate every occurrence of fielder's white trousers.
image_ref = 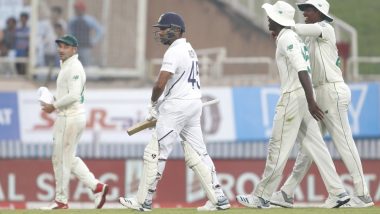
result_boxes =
[281,82,369,197]
[52,114,99,204]
[253,88,346,200]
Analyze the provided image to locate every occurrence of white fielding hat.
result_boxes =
[37,87,54,104]
[262,1,296,27]
[297,0,333,22]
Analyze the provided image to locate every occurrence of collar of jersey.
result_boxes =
[60,54,79,67]
[169,38,186,48]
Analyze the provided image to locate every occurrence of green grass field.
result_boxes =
[0,207,379,214]
[330,0,380,58]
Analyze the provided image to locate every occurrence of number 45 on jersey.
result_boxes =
[188,61,200,89]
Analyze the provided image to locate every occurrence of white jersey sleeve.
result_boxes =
[319,22,335,41]
[281,31,310,73]
[294,23,322,37]
[161,48,178,74]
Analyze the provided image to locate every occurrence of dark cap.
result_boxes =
[55,34,78,47]
[152,12,185,32]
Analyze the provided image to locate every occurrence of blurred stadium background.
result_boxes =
[0,0,379,210]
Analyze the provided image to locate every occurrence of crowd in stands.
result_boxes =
[0,12,30,75]
[0,0,103,76]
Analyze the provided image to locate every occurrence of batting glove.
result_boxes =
[145,101,158,121]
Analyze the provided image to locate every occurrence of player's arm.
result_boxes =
[298,71,323,121]
[285,37,323,120]
[145,70,172,121]
[151,70,172,103]
[151,49,176,103]
[294,23,322,37]
[295,22,334,41]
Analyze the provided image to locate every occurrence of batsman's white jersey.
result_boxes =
[160,38,201,100]
[52,54,99,204]
[157,38,204,160]
[253,28,346,200]
[280,21,369,197]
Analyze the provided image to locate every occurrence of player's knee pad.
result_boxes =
[137,131,160,204]
[182,141,217,204]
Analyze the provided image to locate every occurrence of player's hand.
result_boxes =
[145,101,158,121]
[308,101,324,121]
[41,103,56,114]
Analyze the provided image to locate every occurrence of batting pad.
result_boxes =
[137,132,159,204]
[182,141,218,204]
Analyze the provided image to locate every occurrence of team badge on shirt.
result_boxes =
[188,50,195,58]
[301,46,310,61]
[287,44,293,51]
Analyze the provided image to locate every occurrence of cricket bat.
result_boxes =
[126,99,219,136]
[127,119,157,136]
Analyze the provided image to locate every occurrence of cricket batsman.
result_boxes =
[118,12,230,211]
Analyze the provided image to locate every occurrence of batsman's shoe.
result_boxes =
[94,183,108,209]
[119,197,152,212]
[40,201,68,210]
[236,194,270,208]
[321,192,350,208]
[197,196,231,211]
[341,195,374,208]
[357,195,374,207]
[270,190,294,208]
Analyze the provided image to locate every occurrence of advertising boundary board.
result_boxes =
[1,159,379,208]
